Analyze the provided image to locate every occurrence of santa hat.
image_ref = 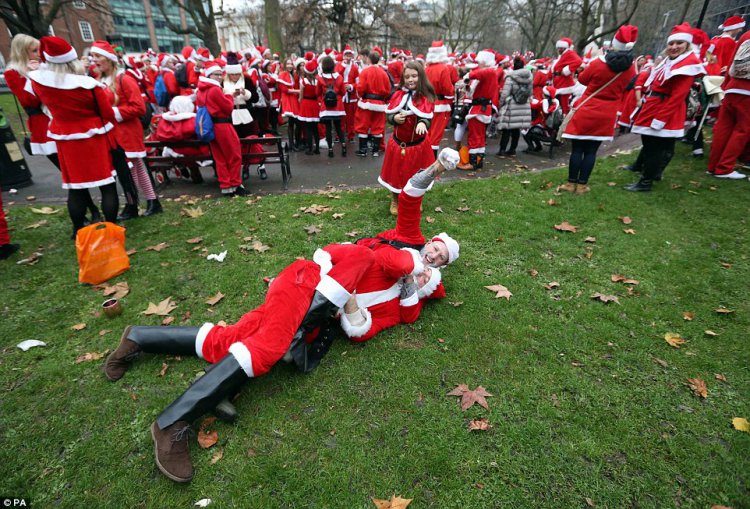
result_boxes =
[556,37,574,50]
[272,52,280,60]
[431,232,459,264]
[476,49,496,67]
[371,46,383,57]
[181,46,195,60]
[304,51,315,61]
[196,47,210,61]
[543,86,557,98]
[304,59,318,74]
[496,53,510,65]
[417,267,442,299]
[158,53,176,69]
[691,28,710,56]
[612,25,638,51]
[90,40,118,62]
[169,95,195,114]
[203,60,223,76]
[416,54,425,62]
[294,57,305,68]
[256,45,266,55]
[667,22,693,44]
[39,36,78,64]
[719,15,746,31]
[426,40,449,64]
[390,47,400,57]
[343,44,355,56]
[225,52,242,74]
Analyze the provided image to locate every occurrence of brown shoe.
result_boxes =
[389,194,398,216]
[557,182,577,193]
[575,184,591,194]
[151,421,194,483]
[104,326,141,381]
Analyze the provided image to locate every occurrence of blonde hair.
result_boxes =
[46,60,87,79]
[7,34,40,76]
[95,57,119,103]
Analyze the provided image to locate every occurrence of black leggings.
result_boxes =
[67,183,118,231]
[48,154,100,215]
[499,129,520,152]
[568,139,602,184]
[632,135,676,180]
[303,121,319,150]
[322,118,345,148]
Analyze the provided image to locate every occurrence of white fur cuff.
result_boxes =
[313,248,333,276]
[340,307,373,338]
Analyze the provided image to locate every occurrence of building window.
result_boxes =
[73,0,86,8]
[79,21,94,42]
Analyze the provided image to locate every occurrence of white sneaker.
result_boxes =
[692,148,703,156]
[714,171,746,180]
[438,148,460,171]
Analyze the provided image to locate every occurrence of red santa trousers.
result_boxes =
[467,118,488,154]
[707,94,750,175]
[344,102,358,140]
[558,94,572,115]
[354,108,386,137]
[196,244,374,377]
[427,111,450,152]
[0,191,10,246]
[210,124,242,189]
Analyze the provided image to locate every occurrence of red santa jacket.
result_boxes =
[196,76,234,120]
[530,97,560,128]
[5,68,56,155]
[107,72,147,157]
[425,63,456,113]
[532,69,548,100]
[336,61,360,102]
[357,65,392,112]
[161,69,180,98]
[317,72,346,116]
[724,31,750,96]
[632,51,705,138]
[551,49,583,94]
[708,34,738,75]
[466,67,499,123]
[385,90,434,143]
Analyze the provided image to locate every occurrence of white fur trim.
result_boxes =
[555,86,576,95]
[195,322,215,358]
[385,92,433,119]
[726,89,750,96]
[47,122,113,140]
[465,113,493,123]
[340,307,372,338]
[113,107,123,123]
[556,40,570,49]
[44,47,78,64]
[225,64,242,74]
[90,46,118,63]
[667,33,693,43]
[320,72,340,79]
[468,146,486,154]
[722,22,746,31]
[29,69,102,90]
[199,76,222,87]
[402,247,424,276]
[400,292,419,307]
[30,141,57,155]
[562,133,614,141]
[476,50,495,67]
[203,64,223,76]
[433,232,459,263]
[434,103,452,112]
[403,180,427,198]
[417,267,442,298]
[316,275,352,308]
[296,114,321,122]
[162,111,196,121]
[124,150,147,158]
[313,248,333,276]
[320,110,346,118]
[355,283,401,308]
[562,65,572,77]
[228,342,255,377]
[377,176,402,193]
[357,101,388,112]
[631,125,684,137]
[61,170,117,189]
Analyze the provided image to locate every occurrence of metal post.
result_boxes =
[696,0,711,29]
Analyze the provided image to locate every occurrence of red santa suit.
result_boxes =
[196,243,375,377]
[632,51,705,138]
[618,68,650,128]
[425,61,455,152]
[529,95,560,128]
[5,68,56,155]
[195,75,242,191]
[379,90,435,192]
[562,56,635,141]
[532,69,548,101]
[337,58,360,140]
[465,66,499,155]
[550,48,583,113]
[298,76,321,122]
[276,70,299,119]
[29,69,116,188]
[155,111,211,160]
[355,64,391,138]
[708,31,750,176]
[104,72,147,158]
[708,34,738,76]
[317,72,346,118]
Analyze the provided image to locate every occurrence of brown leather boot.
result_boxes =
[557,182,577,193]
[389,193,398,216]
[151,421,194,483]
[104,326,141,381]
[575,183,591,194]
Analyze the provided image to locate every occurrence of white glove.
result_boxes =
[438,148,460,171]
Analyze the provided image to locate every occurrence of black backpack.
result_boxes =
[511,82,531,104]
[323,82,338,107]
[174,64,189,88]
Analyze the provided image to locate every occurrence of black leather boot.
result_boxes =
[144,199,163,216]
[118,203,139,221]
[193,362,239,423]
[104,326,199,381]
[624,179,652,192]
[356,137,368,156]
[468,153,478,170]
[286,291,342,374]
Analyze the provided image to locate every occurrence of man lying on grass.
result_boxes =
[103,148,461,483]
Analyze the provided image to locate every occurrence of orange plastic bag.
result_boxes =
[76,222,130,284]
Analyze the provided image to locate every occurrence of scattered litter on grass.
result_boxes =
[17,340,46,351]
[207,250,227,262]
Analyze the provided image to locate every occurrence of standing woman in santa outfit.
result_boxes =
[625,23,706,191]
[277,58,301,150]
[5,34,101,223]
[91,41,162,217]
[379,61,436,215]
[317,55,347,158]
[298,60,321,155]
[28,36,119,235]
[560,26,637,193]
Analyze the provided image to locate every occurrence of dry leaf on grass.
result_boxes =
[591,292,620,304]
[143,297,178,316]
[448,301,463,307]
[162,316,175,325]
[468,418,492,431]
[99,329,111,336]
[425,216,435,223]
[181,207,205,218]
[687,377,708,398]
[75,351,104,363]
[682,311,694,321]
[619,216,633,225]
[24,220,48,230]
[250,240,270,253]
[611,274,639,285]
[485,284,512,300]
[654,358,668,368]
[584,236,597,243]
[304,225,322,235]
[554,221,578,233]
[704,330,719,337]
[198,417,219,448]
[544,282,560,290]
[529,269,539,277]
[623,228,636,235]
[146,242,170,252]
[332,213,345,219]
[71,323,87,331]
[126,248,137,256]
[731,417,749,432]
[345,230,359,237]
[434,207,443,213]
[715,373,727,382]
[715,307,734,314]
[101,281,130,299]
[209,449,224,464]
[664,332,686,348]
[31,206,61,215]
[206,292,225,306]
[447,384,493,411]
[547,199,559,206]
[301,204,331,215]
[186,237,203,244]
[456,206,470,212]
[158,362,169,377]
[371,495,412,509]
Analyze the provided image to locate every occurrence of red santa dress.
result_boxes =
[618,69,649,127]
[562,56,635,141]
[379,90,435,192]
[276,71,299,119]
[104,72,147,158]
[29,69,116,188]
[317,72,346,118]
[425,62,456,152]
[6,69,56,155]
[297,76,321,122]
[355,64,391,137]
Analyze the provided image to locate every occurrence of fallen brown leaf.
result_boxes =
[206,292,225,306]
[485,284,512,300]
[619,216,632,225]
[720,262,732,269]
[425,216,436,223]
[664,332,686,348]
[102,281,130,299]
[682,311,694,321]
[251,240,270,253]
[434,207,443,213]
[456,206,470,212]
[715,307,734,314]
[448,301,463,307]
[71,323,87,331]
[126,248,137,256]
[704,330,719,337]
[24,220,48,230]
[158,362,169,377]
[654,358,668,368]
[529,269,539,277]
[75,351,104,363]
[371,495,412,509]
[304,225,322,235]
[714,373,727,383]
[99,329,111,336]
[468,418,492,431]
[186,237,203,244]
[554,221,579,233]
[591,292,620,304]
[142,297,177,316]
[31,206,61,215]
[731,417,749,432]
[209,449,224,464]
[162,316,175,325]
[547,199,559,206]
[447,384,493,411]
[584,236,596,243]
[687,377,708,398]
[623,228,636,235]
[146,242,169,252]
[544,282,560,290]
[611,274,639,285]
[332,213,345,219]
[345,230,359,237]
[181,206,205,218]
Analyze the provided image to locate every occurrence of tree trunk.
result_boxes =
[203,12,222,55]
[265,0,283,54]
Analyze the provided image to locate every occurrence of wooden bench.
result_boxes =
[144,136,292,190]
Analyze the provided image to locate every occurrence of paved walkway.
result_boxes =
[1,131,641,206]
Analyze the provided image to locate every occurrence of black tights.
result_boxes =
[67,183,118,231]
[632,135,676,181]
[303,121,319,151]
[322,118,345,148]
[568,139,602,184]
[499,129,520,152]
[48,154,100,216]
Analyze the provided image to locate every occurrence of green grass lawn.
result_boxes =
[0,145,748,508]
[0,92,28,138]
